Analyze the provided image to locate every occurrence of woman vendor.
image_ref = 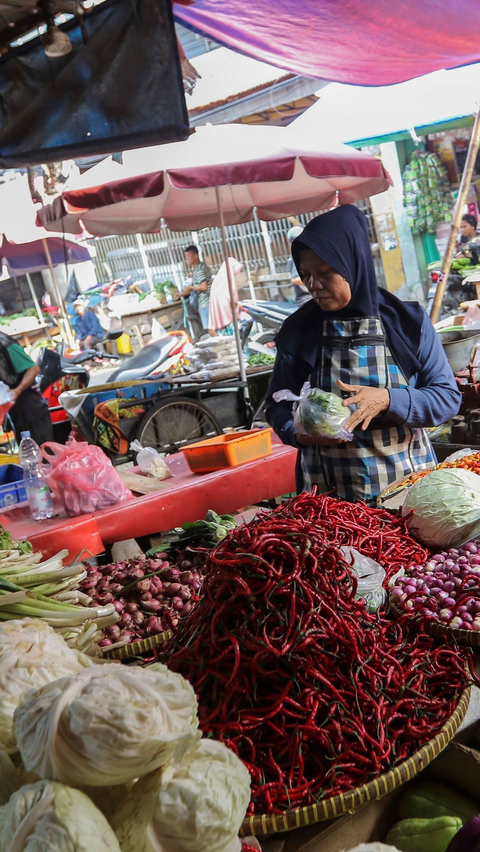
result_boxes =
[266,205,461,502]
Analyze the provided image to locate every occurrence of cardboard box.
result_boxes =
[280,742,480,852]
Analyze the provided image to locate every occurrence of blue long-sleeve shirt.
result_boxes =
[75,310,104,342]
[266,311,462,449]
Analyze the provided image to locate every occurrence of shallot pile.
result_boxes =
[79,554,205,649]
[391,539,480,631]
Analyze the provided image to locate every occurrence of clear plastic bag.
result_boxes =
[130,440,172,480]
[42,439,132,517]
[340,546,386,612]
[273,382,353,441]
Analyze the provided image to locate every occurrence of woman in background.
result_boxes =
[208,258,243,334]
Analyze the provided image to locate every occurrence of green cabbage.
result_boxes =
[403,468,480,547]
[0,780,120,852]
[15,663,200,787]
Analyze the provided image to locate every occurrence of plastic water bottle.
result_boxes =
[18,431,54,521]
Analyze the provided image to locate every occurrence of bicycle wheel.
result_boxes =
[136,397,222,454]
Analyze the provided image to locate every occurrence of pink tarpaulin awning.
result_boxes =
[174,0,480,86]
[36,124,391,235]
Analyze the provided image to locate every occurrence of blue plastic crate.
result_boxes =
[0,464,27,509]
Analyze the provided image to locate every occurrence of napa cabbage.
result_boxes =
[0,619,92,754]
[14,662,199,787]
[0,780,120,852]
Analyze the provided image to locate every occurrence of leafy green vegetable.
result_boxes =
[247,353,275,367]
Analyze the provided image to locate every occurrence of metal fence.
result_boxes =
[88,200,387,289]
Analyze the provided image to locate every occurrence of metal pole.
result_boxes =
[215,187,247,384]
[161,222,182,289]
[42,238,75,346]
[239,230,257,304]
[25,273,43,325]
[430,106,480,324]
[135,233,154,289]
[260,220,277,275]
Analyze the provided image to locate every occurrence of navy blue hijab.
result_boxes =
[279,204,424,380]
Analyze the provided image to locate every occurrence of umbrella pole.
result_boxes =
[215,187,247,384]
[25,273,43,325]
[430,104,480,324]
[42,239,74,347]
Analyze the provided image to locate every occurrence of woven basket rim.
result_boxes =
[100,629,173,660]
[240,684,470,836]
[389,594,480,646]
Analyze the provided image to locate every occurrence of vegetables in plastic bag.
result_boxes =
[42,439,132,517]
[273,382,353,441]
[15,663,200,787]
[112,739,251,852]
[0,619,92,754]
[0,780,121,852]
[403,468,480,547]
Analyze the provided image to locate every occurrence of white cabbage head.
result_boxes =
[113,739,251,852]
[0,780,121,852]
[15,663,199,787]
[0,619,92,754]
[403,468,480,547]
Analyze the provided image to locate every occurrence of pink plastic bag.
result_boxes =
[42,439,132,517]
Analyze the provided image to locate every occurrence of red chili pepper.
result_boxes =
[163,492,472,815]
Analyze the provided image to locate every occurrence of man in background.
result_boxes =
[178,245,215,337]
[74,300,104,350]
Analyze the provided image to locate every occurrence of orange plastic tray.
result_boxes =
[183,428,273,473]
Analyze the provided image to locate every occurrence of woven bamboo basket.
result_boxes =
[239,685,470,836]
[101,630,173,661]
[390,595,480,647]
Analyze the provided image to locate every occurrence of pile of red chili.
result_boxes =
[304,493,430,584]
[165,493,471,815]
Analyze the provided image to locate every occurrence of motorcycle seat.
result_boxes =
[108,337,177,381]
[245,300,296,315]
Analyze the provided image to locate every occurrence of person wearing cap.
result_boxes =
[74,300,104,350]
[0,331,53,446]
[287,227,311,306]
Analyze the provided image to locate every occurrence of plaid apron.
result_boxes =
[301,316,436,503]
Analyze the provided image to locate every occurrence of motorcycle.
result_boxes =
[241,299,299,353]
[37,329,190,428]
[36,331,124,427]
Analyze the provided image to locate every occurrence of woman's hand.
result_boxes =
[295,432,345,447]
[338,380,390,432]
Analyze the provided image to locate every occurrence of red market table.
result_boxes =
[0,440,297,560]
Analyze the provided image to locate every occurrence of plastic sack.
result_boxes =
[42,439,133,517]
[443,448,477,463]
[130,440,172,480]
[340,546,386,612]
[273,382,353,441]
[463,304,480,330]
